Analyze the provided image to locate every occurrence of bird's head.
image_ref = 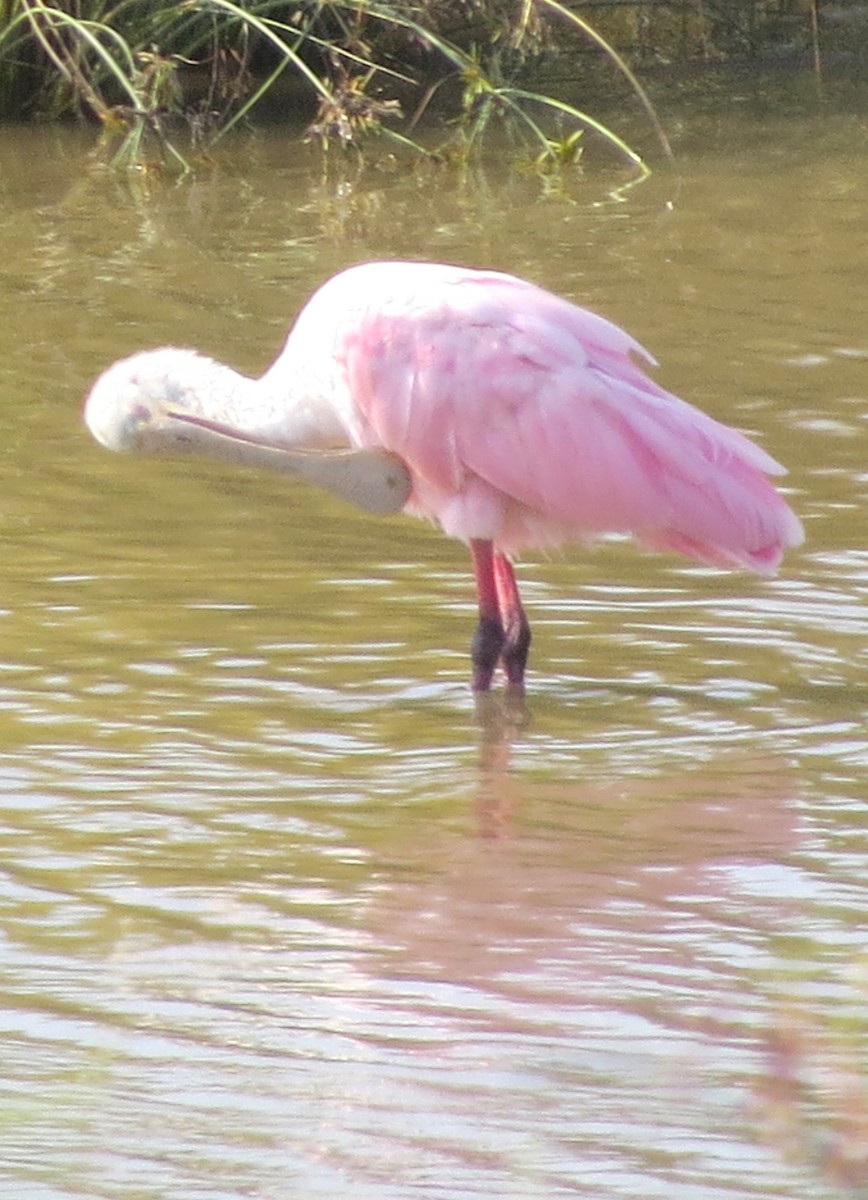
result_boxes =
[83,348,217,455]
[84,347,413,516]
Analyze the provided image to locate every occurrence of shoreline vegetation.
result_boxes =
[0,1,837,174]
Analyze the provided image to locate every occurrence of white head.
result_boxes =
[84,349,232,454]
[83,348,412,515]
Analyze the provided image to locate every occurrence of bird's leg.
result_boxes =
[469,539,505,692]
[493,552,531,689]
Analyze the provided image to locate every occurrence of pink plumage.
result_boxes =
[287,262,800,569]
[84,260,803,691]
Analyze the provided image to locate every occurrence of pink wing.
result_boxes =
[333,266,803,573]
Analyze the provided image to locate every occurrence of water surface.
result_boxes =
[0,97,865,1199]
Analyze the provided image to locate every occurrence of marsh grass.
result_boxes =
[0,1,680,174]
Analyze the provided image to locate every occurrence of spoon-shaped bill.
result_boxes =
[164,411,412,515]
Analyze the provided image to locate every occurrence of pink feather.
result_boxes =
[293,262,802,572]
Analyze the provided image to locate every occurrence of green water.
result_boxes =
[0,106,865,1199]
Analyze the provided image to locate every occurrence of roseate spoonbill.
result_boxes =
[84,260,803,691]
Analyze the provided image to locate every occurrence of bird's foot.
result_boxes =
[501,618,531,689]
[471,615,532,691]
[471,615,505,692]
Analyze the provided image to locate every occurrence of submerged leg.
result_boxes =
[469,539,505,692]
[493,552,531,689]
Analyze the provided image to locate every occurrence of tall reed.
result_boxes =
[0,1,675,174]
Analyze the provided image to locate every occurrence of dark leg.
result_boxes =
[469,539,504,692]
[493,552,531,689]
